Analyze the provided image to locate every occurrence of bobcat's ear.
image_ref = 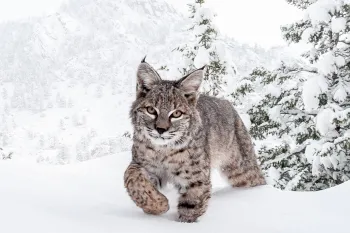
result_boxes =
[176,66,205,104]
[136,57,162,98]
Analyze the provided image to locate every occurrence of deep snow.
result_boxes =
[1,152,349,233]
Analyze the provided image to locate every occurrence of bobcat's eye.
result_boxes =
[171,110,183,118]
[146,106,156,115]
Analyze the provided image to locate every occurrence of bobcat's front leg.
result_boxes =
[177,179,211,223]
[124,162,169,215]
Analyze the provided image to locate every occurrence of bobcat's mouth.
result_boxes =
[149,133,174,141]
[144,127,178,145]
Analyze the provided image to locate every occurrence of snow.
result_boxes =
[312,153,321,176]
[1,153,350,233]
[333,86,348,102]
[194,46,210,68]
[331,17,347,33]
[266,83,281,97]
[335,55,346,68]
[320,152,333,169]
[306,0,348,33]
[267,166,280,184]
[316,52,337,75]
[304,140,341,175]
[315,108,336,136]
[194,7,214,23]
[302,76,321,111]
[329,153,340,169]
[302,70,329,110]
[307,4,330,25]
[301,27,313,42]
[313,51,346,79]
[334,108,350,122]
[195,24,208,35]
[213,40,228,62]
[306,0,334,25]
[305,141,320,164]
[268,106,282,122]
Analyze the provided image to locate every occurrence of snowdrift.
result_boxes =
[0,152,349,233]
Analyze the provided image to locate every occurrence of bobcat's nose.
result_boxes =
[156,127,167,135]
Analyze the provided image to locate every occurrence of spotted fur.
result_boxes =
[124,59,266,223]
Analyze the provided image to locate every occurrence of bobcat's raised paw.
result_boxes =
[124,163,170,215]
[141,191,170,215]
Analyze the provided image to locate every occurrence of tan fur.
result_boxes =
[124,163,169,215]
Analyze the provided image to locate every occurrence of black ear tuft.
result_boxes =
[141,55,147,63]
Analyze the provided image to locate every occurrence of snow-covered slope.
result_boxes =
[0,0,299,164]
[1,152,349,233]
[0,0,184,163]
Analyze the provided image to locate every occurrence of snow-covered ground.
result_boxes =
[1,152,350,233]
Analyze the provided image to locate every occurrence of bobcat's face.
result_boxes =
[131,59,205,147]
[135,84,191,146]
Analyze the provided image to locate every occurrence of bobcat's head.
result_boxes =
[130,58,205,147]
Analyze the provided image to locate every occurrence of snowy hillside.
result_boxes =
[0,0,185,163]
[0,0,299,164]
[1,152,349,233]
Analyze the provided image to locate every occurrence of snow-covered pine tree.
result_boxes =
[233,62,323,190]
[282,0,350,190]
[233,0,350,191]
[174,0,233,97]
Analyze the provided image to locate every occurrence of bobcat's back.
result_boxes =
[197,95,260,172]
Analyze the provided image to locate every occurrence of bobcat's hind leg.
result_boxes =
[124,162,169,215]
[222,112,266,187]
[220,161,266,188]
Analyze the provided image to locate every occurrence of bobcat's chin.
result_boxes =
[148,136,174,146]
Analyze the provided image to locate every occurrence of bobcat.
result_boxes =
[124,58,266,223]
